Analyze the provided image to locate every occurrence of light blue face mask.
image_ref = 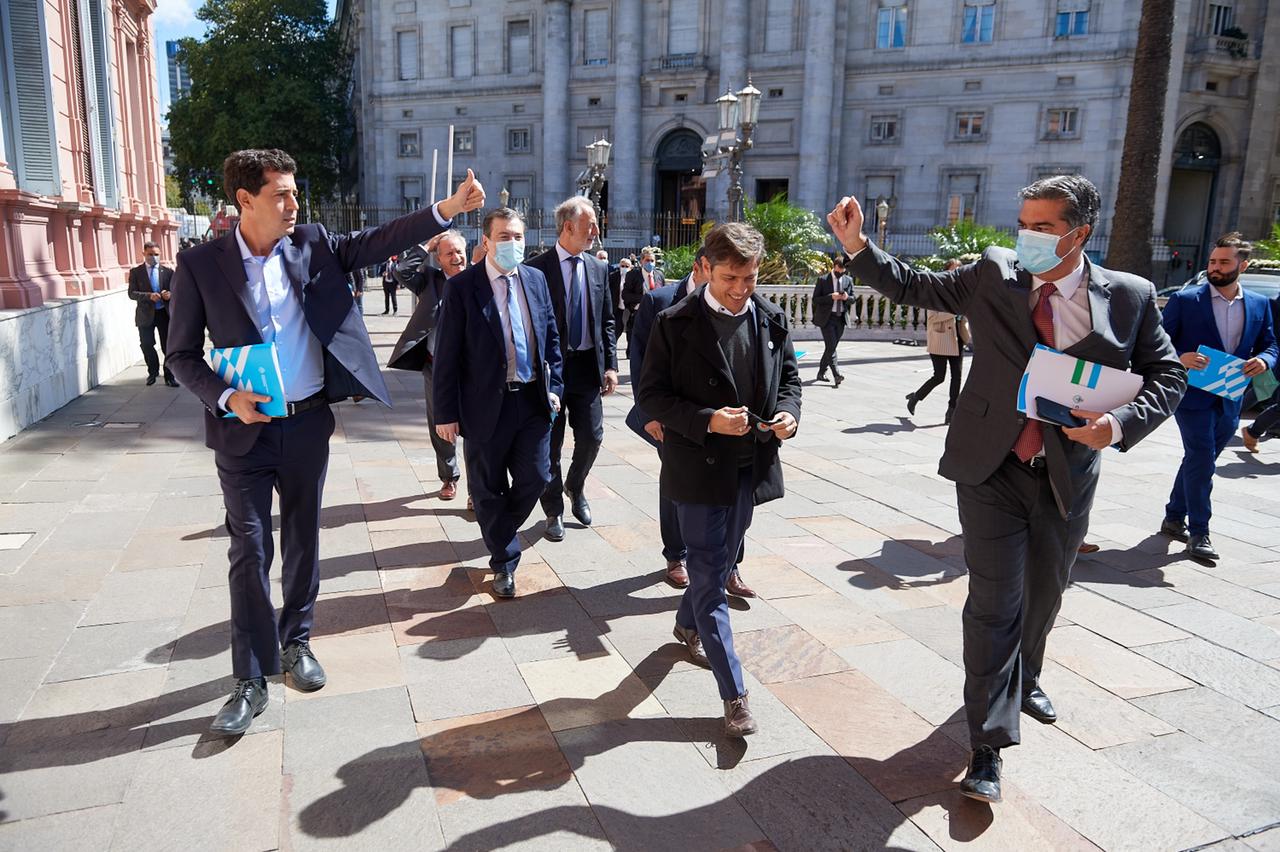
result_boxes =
[642,261,655,272]
[1015,227,1078,275]
[494,239,525,271]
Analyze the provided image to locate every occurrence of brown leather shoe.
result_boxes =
[723,692,758,737]
[665,559,689,588]
[440,480,458,501]
[1242,425,1259,454]
[1077,542,1100,554]
[725,569,756,599]
[672,624,710,668]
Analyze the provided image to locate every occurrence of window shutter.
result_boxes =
[3,0,61,195]
[85,0,118,207]
[451,25,473,78]
[584,8,609,64]
[764,0,793,52]
[667,0,699,56]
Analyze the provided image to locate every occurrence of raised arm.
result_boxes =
[1111,282,1187,451]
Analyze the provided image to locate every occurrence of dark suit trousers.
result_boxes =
[215,404,334,679]
[674,467,753,701]
[464,384,552,574]
[818,315,846,376]
[1166,403,1238,536]
[914,354,963,412]
[1247,397,1280,440]
[422,367,460,483]
[956,455,1088,749]
[140,309,173,381]
[541,351,604,517]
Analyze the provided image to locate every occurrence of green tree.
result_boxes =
[1255,223,1280,260]
[661,243,699,281]
[743,198,830,284]
[929,220,1015,259]
[164,174,183,208]
[167,0,350,203]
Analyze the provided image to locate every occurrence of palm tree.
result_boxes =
[1104,0,1176,278]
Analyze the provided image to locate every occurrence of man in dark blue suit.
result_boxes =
[1161,232,1278,561]
[525,197,617,540]
[167,149,485,735]
[432,208,564,599]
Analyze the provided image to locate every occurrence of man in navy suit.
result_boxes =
[525,197,618,541]
[167,149,485,735]
[432,208,564,599]
[1161,232,1277,562]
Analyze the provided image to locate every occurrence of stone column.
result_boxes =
[1150,0,1194,242]
[1235,2,1280,237]
[712,6,749,217]
[797,0,838,214]
[612,0,643,215]
[541,0,572,210]
[829,1,850,196]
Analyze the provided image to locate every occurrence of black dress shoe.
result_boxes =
[282,641,326,691]
[960,745,1002,803]
[1160,518,1189,543]
[492,571,516,598]
[816,371,828,383]
[1022,686,1057,724]
[164,376,179,387]
[209,678,268,736]
[1188,534,1219,562]
[146,375,157,386]
[567,489,592,526]
[545,515,565,542]
[905,392,918,415]
[833,372,844,388]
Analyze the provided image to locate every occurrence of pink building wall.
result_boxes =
[0,0,177,310]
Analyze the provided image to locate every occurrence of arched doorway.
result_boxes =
[653,129,706,247]
[1163,122,1222,284]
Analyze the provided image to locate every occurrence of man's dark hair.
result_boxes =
[694,246,707,263]
[222,149,297,202]
[143,241,159,251]
[483,207,524,237]
[1215,231,1252,261]
[702,222,765,268]
[1017,174,1100,232]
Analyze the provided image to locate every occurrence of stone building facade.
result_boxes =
[0,0,176,438]
[339,0,1279,264]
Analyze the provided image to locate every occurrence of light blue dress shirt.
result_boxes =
[1210,285,1245,354]
[148,263,165,310]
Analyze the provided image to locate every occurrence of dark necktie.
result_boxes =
[1013,282,1058,462]
[833,274,843,314]
[567,257,583,350]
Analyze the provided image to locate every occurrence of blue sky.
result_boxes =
[152,0,338,116]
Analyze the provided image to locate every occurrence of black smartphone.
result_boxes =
[1035,396,1085,428]
[746,411,775,431]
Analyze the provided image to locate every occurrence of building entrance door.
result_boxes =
[1163,123,1221,286]
[653,129,706,248]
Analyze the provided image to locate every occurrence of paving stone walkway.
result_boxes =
[2,315,1280,851]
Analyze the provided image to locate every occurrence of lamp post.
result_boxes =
[715,79,761,222]
[876,197,890,246]
[498,187,510,208]
[581,138,611,227]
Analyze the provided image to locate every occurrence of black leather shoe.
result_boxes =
[567,489,592,526]
[146,375,157,386]
[1188,534,1219,562]
[282,641,326,691]
[1022,686,1057,724]
[960,745,1002,803]
[545,515,565,542]
[164,376,179,387]
[816,371,828,383]
[209,678,268,736]
[1160,518,1189,543]
[492,571,516,598]
[905,392,918,415]
[833,372,844,388]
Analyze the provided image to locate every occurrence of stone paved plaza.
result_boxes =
[2,315,1280,851]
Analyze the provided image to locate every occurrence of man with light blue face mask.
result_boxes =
[431,207,564,599]
[827,175,1185,804]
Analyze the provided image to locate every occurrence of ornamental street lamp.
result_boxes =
[710,79,761,223]
[876,197,891,245]
[577,137,612,230]
[498,187,510,208]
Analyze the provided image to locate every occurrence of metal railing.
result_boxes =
[756,284,927,337]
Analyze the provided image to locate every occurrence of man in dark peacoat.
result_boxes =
[127,242,177,386]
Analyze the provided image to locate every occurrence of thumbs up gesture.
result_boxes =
[439,169,486,220]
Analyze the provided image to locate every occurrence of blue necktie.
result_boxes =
[150,266,163,309]
[503,275,533,382]
[567,257,583,350]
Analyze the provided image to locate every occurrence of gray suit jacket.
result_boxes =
[849,242,1186,519]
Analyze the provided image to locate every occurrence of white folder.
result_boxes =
[1016,344,1143,423]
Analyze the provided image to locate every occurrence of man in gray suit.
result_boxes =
[828,175,1185,803]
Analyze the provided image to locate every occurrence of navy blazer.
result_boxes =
[431,262,564,443]
[624,276,691,444]
[1162,282,1278,411]
[524,246,617,384]
[168,206,447,456]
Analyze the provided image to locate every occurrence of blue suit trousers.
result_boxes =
[1166,401,1239,536]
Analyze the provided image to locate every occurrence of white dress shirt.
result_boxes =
[704,287,755,318]
[485,257,537,383]
[555,242,593,350]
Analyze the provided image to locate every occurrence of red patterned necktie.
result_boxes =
[1012,282,1058,462]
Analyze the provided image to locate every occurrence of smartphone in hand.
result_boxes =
[1035,396,1085,428]
[745,410,775,432]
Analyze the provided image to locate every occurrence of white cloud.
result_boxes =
[152,0,199,29]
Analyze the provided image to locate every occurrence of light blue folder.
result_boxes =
[208,343,288,418]
[1187,345,1249,401]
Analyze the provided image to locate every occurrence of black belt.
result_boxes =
[505,380,537,392]
[285,392,328,417]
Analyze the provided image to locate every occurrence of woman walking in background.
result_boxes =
[905,261,968,424]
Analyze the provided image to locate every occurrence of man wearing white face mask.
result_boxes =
[432,208,564,599]
[827,175,1185,804]
[127,241,177,386]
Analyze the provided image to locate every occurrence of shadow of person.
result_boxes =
[842,417,917,436]
[1216,454,1280,479]
[179,493,476,541]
